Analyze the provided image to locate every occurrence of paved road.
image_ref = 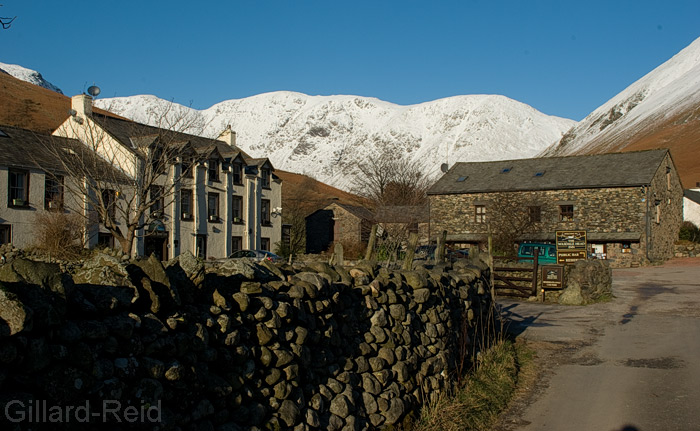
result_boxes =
[497,259,700,431]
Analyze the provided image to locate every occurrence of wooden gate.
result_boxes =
[493,249,538,298]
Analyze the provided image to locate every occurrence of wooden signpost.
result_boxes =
[555,230,587,265]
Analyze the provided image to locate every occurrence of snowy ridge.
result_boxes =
[542,36,700,156]
[0,62,63,94]
[96,92,575,191]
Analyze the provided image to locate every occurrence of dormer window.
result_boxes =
[261,167,271,189]
[232,162,243,185]
[208,159,220,182]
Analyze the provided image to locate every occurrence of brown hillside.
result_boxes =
[0,71,122,134]
[276,170,369,216]
[579,107,700,189]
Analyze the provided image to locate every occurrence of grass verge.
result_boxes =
[411,338,535,431]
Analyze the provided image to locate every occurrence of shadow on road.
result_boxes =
[497,302,547,337]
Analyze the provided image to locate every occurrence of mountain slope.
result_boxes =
[0,62,63,94]
[541,36,700,188]
[96,92,575,191]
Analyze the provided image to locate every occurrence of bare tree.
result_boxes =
[1,5,16,29]
[486,192,538,255]
[352,150,433,261]
[39,100,209,257]
[352,150,432,208]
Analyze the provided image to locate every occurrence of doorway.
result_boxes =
[144,233,168,261]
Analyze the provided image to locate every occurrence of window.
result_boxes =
[149,185,164,215]
[232,236,243,252]
[151,146,165,175]
[101,189,116,222]
[475,205,486,223]
[282,224,291,247]
[528,206,541,223]
[208,192,220,221]
[0,224,11,244]
[208,159,220,182]
[232,195,243,223]
[261,199,271,226]
[261,237,270,251]
[457,176,467,182]
[180,189,193,220]
[8,169,29,207]
[666,166,672,191]
[45,175,64,210]
[559,205,574,222]
[261,167,271,189]
[98,232,114,249]
[182,158,194,179]
[232,163,243,185]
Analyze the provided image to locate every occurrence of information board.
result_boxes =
[555,230,587,264]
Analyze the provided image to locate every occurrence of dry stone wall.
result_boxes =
[0,251,493,430]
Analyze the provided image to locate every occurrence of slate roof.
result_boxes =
[684,189,700,205]
[374,205,429,223]
[428,149,671,195]
[0,124,129,181]
[332,203,374,221]
[91,113,268,168]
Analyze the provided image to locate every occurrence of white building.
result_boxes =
[684,189,700,227]
[0,94,282,260]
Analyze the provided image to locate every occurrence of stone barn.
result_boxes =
[428,149,683,267]
[305,202,373,253]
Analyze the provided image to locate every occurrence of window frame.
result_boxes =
[207,192,220,222]
[261,199,271,226]
[261,167,271,189]
[149,185,164,215]
[101,189,117,223]
[208,159,220,183]
[261,237,270,252]
[232,195,243,223]
[528,205,541,223]
[474,205,486,224]
[8,169,30,207]
[180,188,193,221]
[559,205,574,222]
[232,162,243,186]
[44,175,64,211]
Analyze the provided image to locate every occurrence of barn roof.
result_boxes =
[428,149,671,195]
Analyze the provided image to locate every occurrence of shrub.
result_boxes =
[679,221,700,243]
[33,211,85,260]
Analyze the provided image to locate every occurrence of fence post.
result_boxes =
[436,231,446,263]
[403,232,419,270]
[364,225,378,261]
[488,224,495,299]
[334,242,344,266]
[532,248,539,298]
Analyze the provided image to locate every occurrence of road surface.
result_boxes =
[497,258,700,431]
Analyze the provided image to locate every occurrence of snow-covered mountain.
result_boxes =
[542,36,700,158]
[0,62,63,94]
[96,92,574,190]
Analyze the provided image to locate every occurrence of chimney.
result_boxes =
[218,125,237,148]
[71,94,93,118]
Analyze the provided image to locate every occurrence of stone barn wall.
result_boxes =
[0,251,493,430]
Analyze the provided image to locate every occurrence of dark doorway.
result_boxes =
[305,209,334,253]
[195,234,207,259]
[144,233,168,261]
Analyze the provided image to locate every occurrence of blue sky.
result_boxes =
[2,0,699,120]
